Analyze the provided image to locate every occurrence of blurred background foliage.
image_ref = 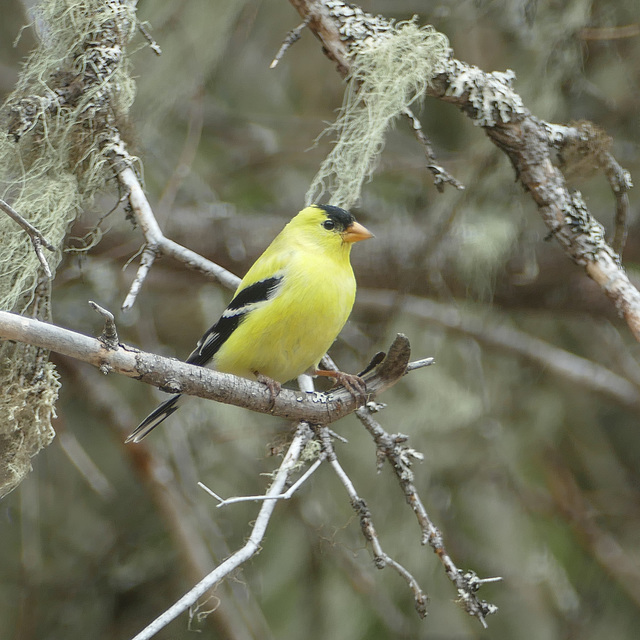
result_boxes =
[2,0,640,638]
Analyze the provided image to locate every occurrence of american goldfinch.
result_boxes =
[127,204,373,443]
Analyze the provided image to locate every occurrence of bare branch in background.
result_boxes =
[543,452,640,610]
[317,426,430,617]
[359,290,640,413]
[57,430,115,500]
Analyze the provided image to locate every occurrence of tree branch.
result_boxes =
[287,0,639,341]
[0,198,55,278]
[355,407,500,627]
[0,310,411,426]
[60,357,275,639]
[317,426,430,617]
[129,423,313,640]
[110,139,241,310]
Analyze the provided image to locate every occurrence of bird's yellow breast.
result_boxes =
[212,247,356,383]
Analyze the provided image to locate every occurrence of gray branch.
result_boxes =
[0,198,55,278]
[0,309,411,425]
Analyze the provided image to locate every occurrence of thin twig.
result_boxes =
[157,91,205,215]
[270,17,311,68]
[0,198,55,278]
[603,150,633,256]
[197,456,325,507]
[317,427,429,617]
[58,431,115,500]
[405,357,435,373]
[578,24,640,41]
[129,423,312,640]
[121,245,158,310]
[138,20,162,55]
[402,108,465,192]
[544,122,633,256]
[355,408,500,627]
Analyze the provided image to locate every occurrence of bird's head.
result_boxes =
[291,204,373,251]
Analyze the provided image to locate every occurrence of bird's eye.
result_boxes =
[322,219,335,231]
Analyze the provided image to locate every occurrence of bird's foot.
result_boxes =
[313,369,367,404]
[255,372,281,409]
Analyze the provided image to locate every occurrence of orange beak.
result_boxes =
[342,221,374,243]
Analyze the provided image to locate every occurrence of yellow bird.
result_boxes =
[127,204,373,443]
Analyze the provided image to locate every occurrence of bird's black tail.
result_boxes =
[126,394,182,443]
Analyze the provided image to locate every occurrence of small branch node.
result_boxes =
[454,570,501,627]
[88,300,119,350]
[98,362,112,375]
[365,400,386,413]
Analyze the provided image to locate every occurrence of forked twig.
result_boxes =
[129,423,313,640]
[317,426,429,616]
[109,137,240,311]
[198,455,325,507]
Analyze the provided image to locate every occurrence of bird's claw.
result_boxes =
[329,371,368,404]
[312,368,368,403]
[255,372,282,409]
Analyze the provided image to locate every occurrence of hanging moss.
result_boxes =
[306,20,449,209]
[0,0,138,496]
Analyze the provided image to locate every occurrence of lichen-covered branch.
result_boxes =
[288,0,639,341]
[355,408,500,627]
[0,0,140,495]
